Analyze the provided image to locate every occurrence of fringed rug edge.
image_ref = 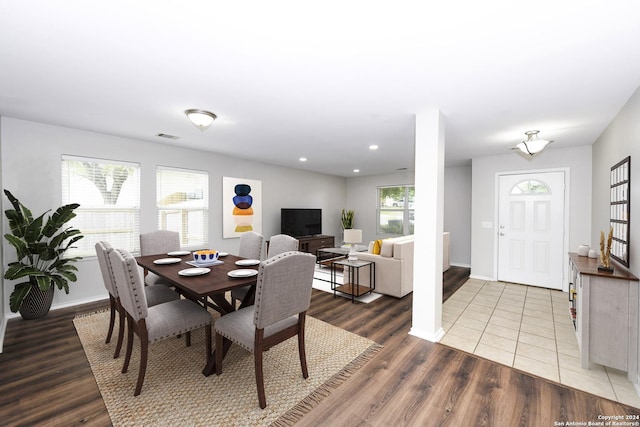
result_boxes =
[270,342,383,426]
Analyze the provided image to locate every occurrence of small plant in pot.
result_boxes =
[3,190,84,319]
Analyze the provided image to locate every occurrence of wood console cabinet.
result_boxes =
[297,235,334,254]
[568,252,639,381]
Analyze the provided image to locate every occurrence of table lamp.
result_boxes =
[343,229,362,261]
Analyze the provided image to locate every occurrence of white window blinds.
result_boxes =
[61,155,140,257]
[156,166,209,248]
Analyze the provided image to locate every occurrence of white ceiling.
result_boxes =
[2,1,640,176]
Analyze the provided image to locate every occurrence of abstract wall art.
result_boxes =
[222,176,262,238]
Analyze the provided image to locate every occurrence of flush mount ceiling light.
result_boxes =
[512,130,553,158]
[185,109,217,131]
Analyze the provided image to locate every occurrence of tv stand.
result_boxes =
[297,235,334,254]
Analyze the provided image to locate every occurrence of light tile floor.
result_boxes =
[441,278,640,408]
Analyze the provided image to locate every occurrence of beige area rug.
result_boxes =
[74,310,381,426]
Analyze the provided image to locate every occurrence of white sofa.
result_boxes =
[354,235,414,298]
[353,233,450,298]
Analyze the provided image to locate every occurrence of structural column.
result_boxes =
[410,109,445,342]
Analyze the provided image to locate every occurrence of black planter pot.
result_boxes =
[19,283,55,320]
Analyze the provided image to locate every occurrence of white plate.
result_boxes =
[235,259,260,266]
[153,258,182,265]
[227,269,259,278]
[217,252,229,257]
[178,267,211,276]
[186,260,224,268]
[167,250,190,256]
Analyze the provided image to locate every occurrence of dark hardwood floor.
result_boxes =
[1,268,638,426]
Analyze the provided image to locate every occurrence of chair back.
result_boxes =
[266,234,299,258]
[238,231,263,259]
[109,248,149,321]
[95,241,118,298]
[253,251,316,329]
[140,230,180,256]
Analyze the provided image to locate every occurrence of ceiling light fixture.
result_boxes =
[513,130,553,158]
[369,145,379,150]
[185,109,217,131]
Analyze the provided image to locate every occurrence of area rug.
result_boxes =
[74,310,382,427]
[313,266,383,304]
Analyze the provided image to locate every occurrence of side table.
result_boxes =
[330,259,375,303]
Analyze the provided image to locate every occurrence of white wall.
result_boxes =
[444,165,471,266]
[591,85,640,385]
[0,117,346,318]
[471,145,592,282]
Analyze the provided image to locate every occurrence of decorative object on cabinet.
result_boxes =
[610,156,630,267]
[577,244,590,256]
[598,226,613,272]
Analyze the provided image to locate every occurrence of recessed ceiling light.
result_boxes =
[369,145,379,150]
[299,157,307,162]
[353,169,360,173]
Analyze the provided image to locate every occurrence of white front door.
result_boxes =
[497,171,565,289]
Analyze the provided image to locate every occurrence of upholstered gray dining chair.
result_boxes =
[266,234,299,258]
[109,248,212,396]
[215,251,316,409]
[231,231,264,306]
[139,230,181,286]
[95,241,180,359]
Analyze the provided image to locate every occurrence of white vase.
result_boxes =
[577,244,590,256]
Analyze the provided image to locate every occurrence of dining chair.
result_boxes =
[109,248,212,396]
[266,234,299,258]
[95,241,181,359]
[231,231,264,306]
[215,251,316,409]
[140,230,181,286]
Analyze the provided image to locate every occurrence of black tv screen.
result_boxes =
[281,208,322,237]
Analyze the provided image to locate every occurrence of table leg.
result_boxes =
[202,336,233,376]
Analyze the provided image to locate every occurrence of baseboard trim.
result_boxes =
[450,262,471,268]
[469,274,494,281]
[409,326,445,343]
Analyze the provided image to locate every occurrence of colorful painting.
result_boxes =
[222,177,262,238]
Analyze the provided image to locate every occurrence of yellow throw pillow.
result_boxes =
[372,239,383,255]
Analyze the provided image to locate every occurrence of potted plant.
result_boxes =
[341,209,354,230]
[3,190,84,319]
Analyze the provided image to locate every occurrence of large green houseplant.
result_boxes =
[3,189,84,319]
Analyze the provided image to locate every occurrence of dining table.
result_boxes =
[135,251,260,376]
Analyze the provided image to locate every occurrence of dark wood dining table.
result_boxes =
[135,252,259,376]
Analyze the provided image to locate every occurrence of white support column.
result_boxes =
[409,109,445,342]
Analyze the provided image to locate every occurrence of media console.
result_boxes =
[296,235,334,254]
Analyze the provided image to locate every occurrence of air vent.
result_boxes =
[156,133,181,140]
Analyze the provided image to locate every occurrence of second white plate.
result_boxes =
[228,269,258,278]
[167,250,190,256]
[153,257,182,265]
[178,267,211,276]
[235,259,260,266]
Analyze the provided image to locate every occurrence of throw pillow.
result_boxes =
[372,239,383,255]
[380,239,394,257]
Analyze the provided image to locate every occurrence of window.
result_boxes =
[157,166,208,248]
[377,185,415,235]
[511,180,550,195]
[62,156,140,257]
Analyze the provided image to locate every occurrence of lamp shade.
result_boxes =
[185,109,217,130]
[513,130,553,158]
[343,228,362,244]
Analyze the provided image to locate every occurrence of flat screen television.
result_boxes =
[281,208,322,237]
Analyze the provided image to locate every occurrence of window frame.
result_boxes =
[61,155,141,257]
[377,185,415,236]
[156,166,209,249]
